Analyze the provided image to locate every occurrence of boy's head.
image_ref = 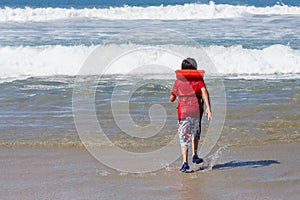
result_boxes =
[181,57,197,70]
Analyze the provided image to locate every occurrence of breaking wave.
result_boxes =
[1,2,300,22]
[0,44,299,81]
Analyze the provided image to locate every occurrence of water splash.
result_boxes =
[203,145,228,170]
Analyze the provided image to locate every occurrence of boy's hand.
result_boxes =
[205,108,212,120]
[169,94,176,102]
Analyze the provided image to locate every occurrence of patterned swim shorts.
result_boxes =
[177,117,200,146]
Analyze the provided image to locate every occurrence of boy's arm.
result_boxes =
[170,81,177,102]
[201,87,212,120]
[170,94,176,102]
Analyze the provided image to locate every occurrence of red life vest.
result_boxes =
[175,70,205,81]
[172,70,206,119]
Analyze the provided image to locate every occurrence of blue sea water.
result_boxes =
[0,0,300,77]
[0,0,300,8]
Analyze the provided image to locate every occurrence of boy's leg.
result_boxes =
[181,145,188,164]
[179,145,190,172]
[178,118,192,165]
[192,121,201,157]
[192,107,204,157]
[191,118,203,164]
[192,136,199,157]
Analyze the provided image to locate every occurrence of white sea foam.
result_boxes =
[0,45,96,79]
[1,2,300,22]
[0,44,299,81]
[205,44,300,75]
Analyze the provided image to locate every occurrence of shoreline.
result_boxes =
[0,142,299,199]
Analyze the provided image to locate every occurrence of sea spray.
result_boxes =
[203,145,228,171]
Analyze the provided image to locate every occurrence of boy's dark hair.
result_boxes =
[181,57,197,70]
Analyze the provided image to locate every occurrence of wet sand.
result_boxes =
[0,142,299,200]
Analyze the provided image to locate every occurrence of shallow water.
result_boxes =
[1,75,299,149]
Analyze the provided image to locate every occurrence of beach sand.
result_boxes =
[1,142,299,200]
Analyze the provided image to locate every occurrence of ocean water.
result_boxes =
[0,0,299,150]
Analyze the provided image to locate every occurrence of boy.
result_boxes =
[170,58,212,172]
